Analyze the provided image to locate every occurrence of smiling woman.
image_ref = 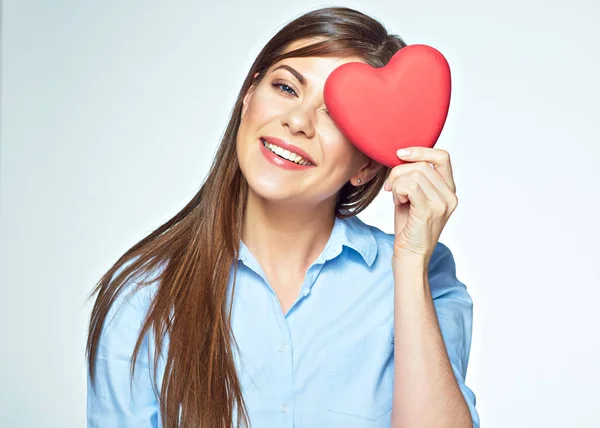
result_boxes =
[85,5,479,428]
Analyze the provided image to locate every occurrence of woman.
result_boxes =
[86,6,479,428]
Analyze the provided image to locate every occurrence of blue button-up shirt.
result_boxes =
[87,215,479,427]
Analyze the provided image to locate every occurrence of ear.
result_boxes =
[241,72,260,119]
[352,157,384,185]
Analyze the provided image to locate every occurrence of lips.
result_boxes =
[261,136,316,166]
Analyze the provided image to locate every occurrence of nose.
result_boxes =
[281,103,316,139]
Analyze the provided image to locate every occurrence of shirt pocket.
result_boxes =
[324,326,394,421]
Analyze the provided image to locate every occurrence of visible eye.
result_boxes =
[272,80,297,97]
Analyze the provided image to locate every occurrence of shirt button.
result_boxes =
[280,403,288,413]
[277,343,288,353]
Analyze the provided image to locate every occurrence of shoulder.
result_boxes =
[103,257,164,332]
[93,256,167,378]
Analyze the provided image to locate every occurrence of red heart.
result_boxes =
[323,44,451,168]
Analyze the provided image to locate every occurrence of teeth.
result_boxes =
[262,139,311,166]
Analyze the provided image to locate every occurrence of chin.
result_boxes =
[247,174,295,201]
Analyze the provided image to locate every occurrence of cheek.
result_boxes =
[243,89,283,125]
[324,136,362,168]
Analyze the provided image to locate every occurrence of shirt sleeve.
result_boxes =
[428,243,480,428]
[87,275,161,428]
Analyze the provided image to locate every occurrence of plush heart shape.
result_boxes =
[323,44,451,168]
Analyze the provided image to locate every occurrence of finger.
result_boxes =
[391,169,445,210]
[406,161,456,203]
[396,147,456,193]
[392,176,428,209]
[384,162,425,191]
[385,161,455,203]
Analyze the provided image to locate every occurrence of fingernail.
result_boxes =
[397,148,411,157]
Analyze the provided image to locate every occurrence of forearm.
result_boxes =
[391,259,472,428]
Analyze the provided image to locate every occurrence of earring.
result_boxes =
[357,178,361,184]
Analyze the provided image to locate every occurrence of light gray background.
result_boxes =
[1,1,599,427]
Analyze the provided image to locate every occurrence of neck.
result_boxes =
[241,188,337,276]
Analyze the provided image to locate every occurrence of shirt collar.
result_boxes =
[237,215,378,268]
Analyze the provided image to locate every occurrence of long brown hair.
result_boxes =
[86,6,406,427]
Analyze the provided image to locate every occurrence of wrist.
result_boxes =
[392,261,431,299]
[392,252,430,270]
[393,253,430,284]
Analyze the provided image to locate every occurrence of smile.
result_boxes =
[261,139,313,166]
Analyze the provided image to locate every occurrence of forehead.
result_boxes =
[270,39,365,84]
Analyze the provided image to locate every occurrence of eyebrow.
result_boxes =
[272,64,306,86]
